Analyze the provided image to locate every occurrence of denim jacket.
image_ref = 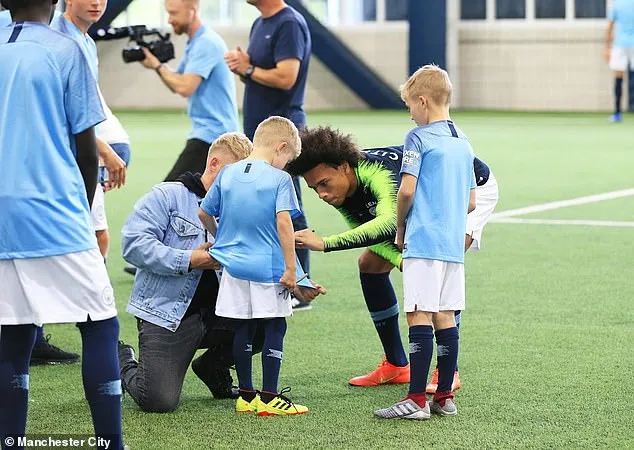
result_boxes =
[122,181,212,332]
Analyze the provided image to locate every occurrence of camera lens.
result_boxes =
[122,47,145,63]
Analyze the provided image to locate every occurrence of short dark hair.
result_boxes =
[286,126,362,176]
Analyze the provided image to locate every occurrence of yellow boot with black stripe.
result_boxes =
[256,387,308,416]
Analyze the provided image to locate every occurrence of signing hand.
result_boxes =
[189,243,220,271]
[292,280,327,303]
[224,46,251,75]
[140,48,161,70]
[295,229,325,252]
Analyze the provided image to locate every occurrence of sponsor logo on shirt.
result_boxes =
[403,150,420,166]
[364,149,399,161]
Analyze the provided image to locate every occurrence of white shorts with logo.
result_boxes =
[609,47,634,71]
[91,184,108,232]
[466,173,499,252]
[0,248,117,326]
[403,258,465,313]
[216,270,292,319]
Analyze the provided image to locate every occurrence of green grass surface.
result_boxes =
[26,111,634,449]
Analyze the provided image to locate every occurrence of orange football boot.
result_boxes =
[348,356,410,386]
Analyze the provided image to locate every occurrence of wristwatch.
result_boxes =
[244,65,255,79]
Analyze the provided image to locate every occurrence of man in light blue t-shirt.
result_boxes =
[0,0,123,446]
[137,0,239,182]
[605,0,634,122]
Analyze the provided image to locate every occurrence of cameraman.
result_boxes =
[138,0,239,182]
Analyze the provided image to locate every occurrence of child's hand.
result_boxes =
[279,269,296,290]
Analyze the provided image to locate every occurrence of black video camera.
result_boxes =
[94,25,175,64]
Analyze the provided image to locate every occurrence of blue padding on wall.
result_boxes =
[409,0,446,74]
[286,0,402,109]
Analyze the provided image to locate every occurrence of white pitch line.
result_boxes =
[491,188,634,219]
[490,218,634,227]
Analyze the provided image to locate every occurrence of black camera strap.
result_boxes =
[7,21,23,43]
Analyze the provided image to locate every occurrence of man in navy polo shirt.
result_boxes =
[225,0,312,307]
[138,0,239,182]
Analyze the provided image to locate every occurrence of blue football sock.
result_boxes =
[454,310,461,371]
[261,318,287,395]
[34,325,46,346]
[77,317,123,450]
[615,77,623,114]
[435,327,460,395]
[0,324,37,438]
[233,320,258,392]
[360,272,408,367]
[407,325,434,395]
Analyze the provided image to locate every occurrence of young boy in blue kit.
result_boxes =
[198,116,309,416]
[375,65,476,420]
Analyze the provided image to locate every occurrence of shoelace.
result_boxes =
[42,334,66,353]
[275,386,298,410]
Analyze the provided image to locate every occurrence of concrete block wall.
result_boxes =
[98,22,616,112]
[457,24,615,112]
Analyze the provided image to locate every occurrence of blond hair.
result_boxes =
[209,132,253,161]
[400,65,453,106]
[253,116,301,158]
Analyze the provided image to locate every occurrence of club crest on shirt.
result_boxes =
[366,201,377,217]
[102,286,115,306]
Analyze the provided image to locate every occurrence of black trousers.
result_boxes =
[164,138,210,182]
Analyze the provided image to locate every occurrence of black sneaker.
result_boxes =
[123,265,137,276]
[30,334,80,366]
[117,340,137,395]
[118,340,136,366]
[291,297,312,311]
[191,353,239,399]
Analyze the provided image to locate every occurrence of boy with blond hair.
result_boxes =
[199,116,309,416]
[375,66,476,420]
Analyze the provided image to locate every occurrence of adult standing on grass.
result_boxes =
[0,0,123,446]
[224,0,313,309]
[137,0,239,182]
[605,0,634,122]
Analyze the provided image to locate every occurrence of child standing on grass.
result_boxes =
[375,65,476,420]
[198,116,308,416]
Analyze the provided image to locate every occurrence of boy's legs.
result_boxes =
[0,324,37,438]
[77,317,123,450]
[349,250,409,386]
[233,319,259,407]
[260,317,287,401]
